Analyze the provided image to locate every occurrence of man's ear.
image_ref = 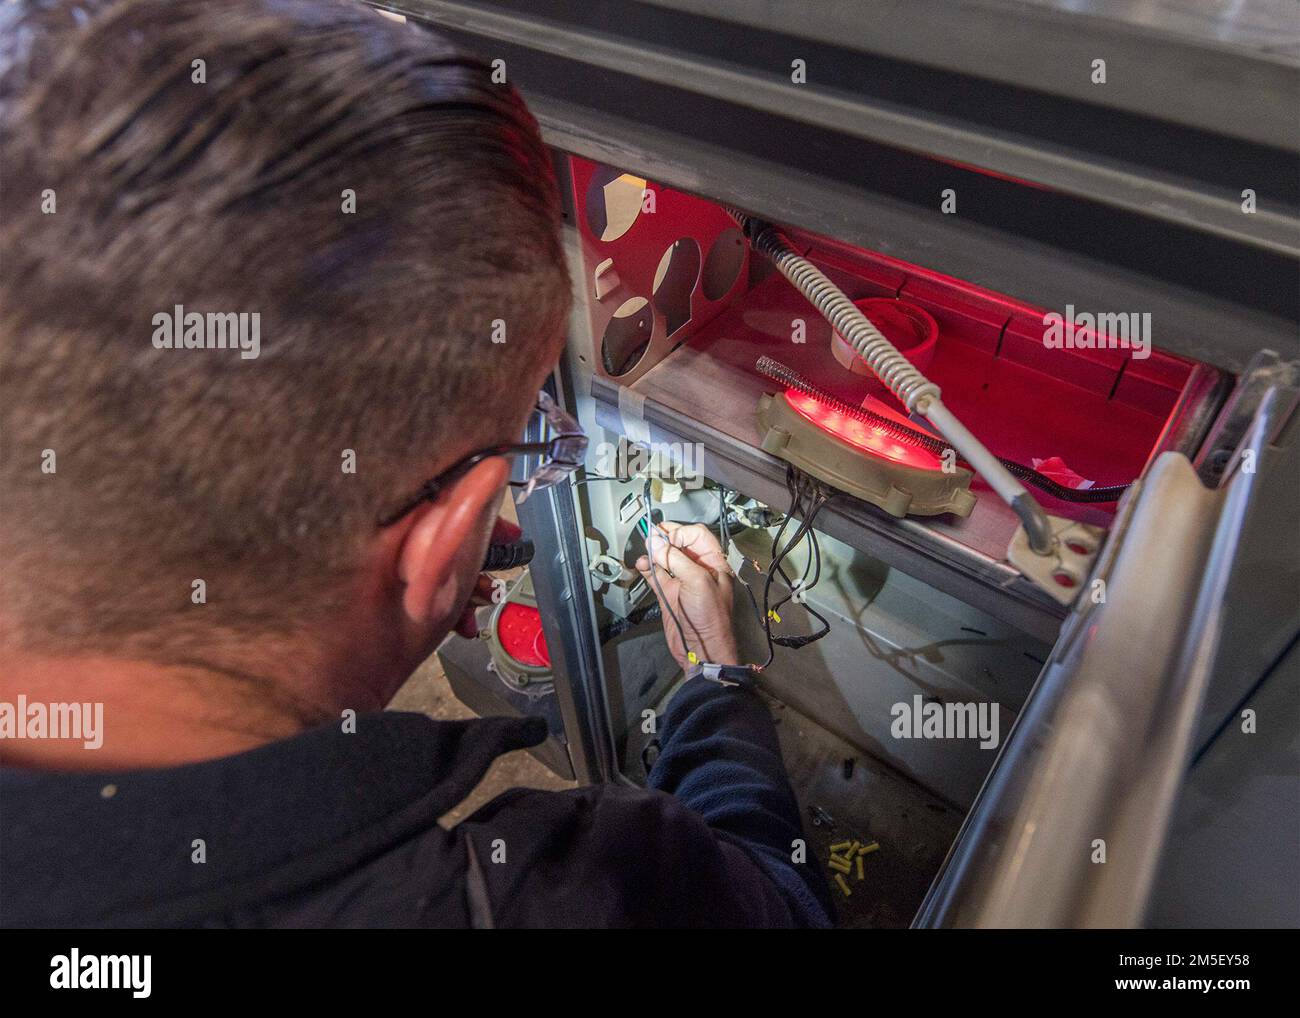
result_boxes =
[396,457,509,627]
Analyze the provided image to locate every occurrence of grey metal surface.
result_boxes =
[1146,634,1300,929]
[512,374,620,785]
[384,0,1297,250]
[1190,360,1300,748]
[378,0,1299,372]
[729,526,1049,809]
[640,0,1300,143]
[1195,350,1300,485]
[1145,361,1233,474]
[915,384,1288,926]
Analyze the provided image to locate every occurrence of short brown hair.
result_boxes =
[0,0,570,657]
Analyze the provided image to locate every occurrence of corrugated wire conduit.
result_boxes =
[726,208,1056,556]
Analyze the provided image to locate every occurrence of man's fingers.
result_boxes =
[657,521,731,575]
[635,553,679,601]
[646,528,710,584]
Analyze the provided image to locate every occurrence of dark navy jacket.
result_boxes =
[0,676,833,928]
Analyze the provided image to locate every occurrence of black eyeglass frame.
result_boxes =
[376,390,587,528]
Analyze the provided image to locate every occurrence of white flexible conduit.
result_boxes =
[727,209,1055,556]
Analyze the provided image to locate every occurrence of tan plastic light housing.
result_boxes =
[757,391,977,518]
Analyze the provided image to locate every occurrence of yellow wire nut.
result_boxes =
[687,651,699,665]
[859,842,880,855]
[829,841,852,853]
[834,873,852,897]
[856,855,865,881]
[767,609,782,624]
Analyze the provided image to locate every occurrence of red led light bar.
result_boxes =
[783,389,942,471]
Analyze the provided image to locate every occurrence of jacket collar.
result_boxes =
[0,710,546,926]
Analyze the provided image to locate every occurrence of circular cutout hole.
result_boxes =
[584,167,647,243]
[702,227,746,300]
[601,296,654,376]
[652,238,701,336]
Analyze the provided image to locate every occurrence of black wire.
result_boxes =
[757,474,801,668]
[782,473,822,598]
[758,468,833,669]
[766,481,804,617]
[775,491,833,646]
[772,476,817,616]
[760,511,812,666]
[998,459,1129,503]
[641,469,833,673]
[718,485,730,555]
[572,474,624,487]
[791,495,833,643]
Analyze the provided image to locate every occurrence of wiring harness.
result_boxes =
[757,467,834,668]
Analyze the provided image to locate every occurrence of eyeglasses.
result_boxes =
[377,390,588,528]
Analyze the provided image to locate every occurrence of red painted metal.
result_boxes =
[569,154,1215,525]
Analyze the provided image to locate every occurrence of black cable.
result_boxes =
[760,511,813,667]
[998,460,1129,503]
[776,490,832,648]
[642,470,832,674]
[718,486,730,555]
[758,468,833,669]
[765,475,805,618]
[771,474,818,616]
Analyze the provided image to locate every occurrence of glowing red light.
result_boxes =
[783,390,941,470]
[497,603,551,668]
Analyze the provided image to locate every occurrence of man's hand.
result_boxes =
[636,522,740,670]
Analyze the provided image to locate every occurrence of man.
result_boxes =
[0,0,831,928]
